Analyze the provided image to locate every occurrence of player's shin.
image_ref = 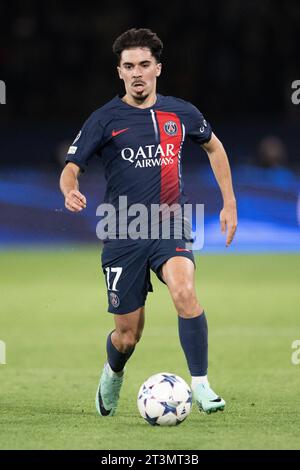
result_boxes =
[178,312,208,387]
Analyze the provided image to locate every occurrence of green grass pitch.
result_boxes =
[1,249,300,450]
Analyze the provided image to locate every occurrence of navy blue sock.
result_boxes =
[178,312,208,376]
[106,332,135,373]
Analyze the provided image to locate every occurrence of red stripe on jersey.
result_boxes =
[155,111,182,205]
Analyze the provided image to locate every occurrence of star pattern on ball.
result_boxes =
[160,374,178,387]
[186,391,193,404]
[145,413,159,426]
[160,402,177,415]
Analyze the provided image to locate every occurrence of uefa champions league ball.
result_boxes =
[137,372,192,426]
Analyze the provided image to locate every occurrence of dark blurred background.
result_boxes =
[0,0,299,250]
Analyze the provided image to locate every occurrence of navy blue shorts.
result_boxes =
[101,238,195,314]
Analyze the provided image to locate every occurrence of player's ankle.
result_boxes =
[191,375,209,390]
[106,362,124,377]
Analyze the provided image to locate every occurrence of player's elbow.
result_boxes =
[64,162,81,178]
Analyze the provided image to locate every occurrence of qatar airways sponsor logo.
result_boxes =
[121,144,176,168]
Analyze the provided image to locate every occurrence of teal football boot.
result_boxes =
[194,383,225,414]
[95,362,124,416]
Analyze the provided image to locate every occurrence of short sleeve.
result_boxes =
[186,104,212,145]
[65,112,104,172]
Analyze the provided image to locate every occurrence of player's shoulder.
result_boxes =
[159,94,202,115]
[84,96,121,127]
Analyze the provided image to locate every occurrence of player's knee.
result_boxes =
[173,283,201,318]
[172,283,195,305]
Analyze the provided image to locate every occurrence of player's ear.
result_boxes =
[117,66,123,80]
[156,63,162,77]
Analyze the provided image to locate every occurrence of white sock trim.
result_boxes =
[106,362,124,377]
[191,375,209,390]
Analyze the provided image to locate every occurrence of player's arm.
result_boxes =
[202,133,237,247]
[60,162,87,212]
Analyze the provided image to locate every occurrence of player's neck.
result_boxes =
[122,92,157,109]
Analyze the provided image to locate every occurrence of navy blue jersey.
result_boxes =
[66,94,212,209]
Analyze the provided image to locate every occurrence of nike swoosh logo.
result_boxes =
[176,247,191,252]
[97,386,112,416]
[112,128,129,137]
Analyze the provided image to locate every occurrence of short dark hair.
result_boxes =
[113,28,163,64]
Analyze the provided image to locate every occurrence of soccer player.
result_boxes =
[60,28,237,416]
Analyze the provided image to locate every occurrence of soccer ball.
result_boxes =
[137,372,192,426]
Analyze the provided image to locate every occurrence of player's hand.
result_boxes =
[220,202,237,247]
[65,190,87,212]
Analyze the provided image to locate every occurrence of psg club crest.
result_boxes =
[164,121,178,136]
[109,292,120,308]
